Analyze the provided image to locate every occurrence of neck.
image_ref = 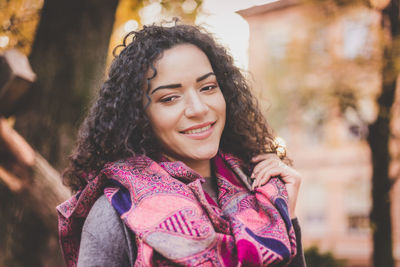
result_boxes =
[162,154,211,177]
[184,159,211,178]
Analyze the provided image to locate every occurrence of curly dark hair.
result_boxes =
[63,23,279,192]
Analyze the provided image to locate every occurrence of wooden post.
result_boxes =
[0,49,36,116]
[0,50,70,230]
[0,118,71,229]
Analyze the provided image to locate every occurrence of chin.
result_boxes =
[194,147,219,160]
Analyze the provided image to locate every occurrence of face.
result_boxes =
[144,44,226,167]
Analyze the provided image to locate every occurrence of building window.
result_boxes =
[264,26,290,61]
[348,214,370,232]
[344,178,371,234]
[302,179,327,236]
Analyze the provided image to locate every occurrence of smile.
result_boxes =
[184,124,212,134]
[180,122,216,138]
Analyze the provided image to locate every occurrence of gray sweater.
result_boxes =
[78,195,306,266]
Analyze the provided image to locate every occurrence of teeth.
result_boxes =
[184,124,211,134]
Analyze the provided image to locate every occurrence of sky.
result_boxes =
[196,0,279,69]
[132,0,279,70]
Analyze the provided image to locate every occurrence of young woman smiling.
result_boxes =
[58,24,305,267]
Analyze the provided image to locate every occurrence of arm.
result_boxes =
[77,195,134,267]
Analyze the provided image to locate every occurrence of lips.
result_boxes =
[180,121,216,135]
[184,124,212,134]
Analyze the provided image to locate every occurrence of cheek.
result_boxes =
[145,108,161,135]
[218,94,227,121]
[148,114,166,132]
[146,109,177,140]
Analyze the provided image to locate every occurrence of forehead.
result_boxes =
[150,44,214,83]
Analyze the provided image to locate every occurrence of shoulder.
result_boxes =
[78,195,134,267]
[100,156,156,182]
[103,156,152,173]
[83,195,121,234]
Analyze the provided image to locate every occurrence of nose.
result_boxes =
[184,90,209,118]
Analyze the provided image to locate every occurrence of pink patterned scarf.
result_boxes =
[57,152,296,266]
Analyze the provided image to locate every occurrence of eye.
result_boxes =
[160,95,179,103]
[200,85,217,92]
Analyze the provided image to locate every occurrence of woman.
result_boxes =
[58,24,305,266]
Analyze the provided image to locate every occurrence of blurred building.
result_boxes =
[238,1,400,266]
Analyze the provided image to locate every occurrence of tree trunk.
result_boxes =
[15,0,119,169]
[368,82,396,267]
[368,1,399,266]
[1,1,119,266]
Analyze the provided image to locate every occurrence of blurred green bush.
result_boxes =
[305,246,347,267]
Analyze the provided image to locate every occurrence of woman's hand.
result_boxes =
[251,153,302,219]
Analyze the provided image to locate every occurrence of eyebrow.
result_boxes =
[150,83,181,95]
[196,72,215,82]
[150,72,216,95]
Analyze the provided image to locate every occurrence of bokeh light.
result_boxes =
[0,36,9,48]
[124,19,139,33]
[182,0,198,14]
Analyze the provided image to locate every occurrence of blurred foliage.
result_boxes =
[303,0,372,10]
[109,0,202,61]
[305,246,348,267]
[1,0,203,58]
[0,0,43,54]
[114,0,201,28]
[264,1,397,265]
[160,0,202,22]
[259,0,383,142]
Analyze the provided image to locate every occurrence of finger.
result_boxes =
[266,167,300,187]
[252,164,280,189]
[260,167,286,182]
[253,164,274,180]
[252,171,263,189]
[252,166,284,189]
[251,153,277,163]
[252,175,269,190]
[251,160,272,178]
[251,157,282,178]
[251,154,268,163]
